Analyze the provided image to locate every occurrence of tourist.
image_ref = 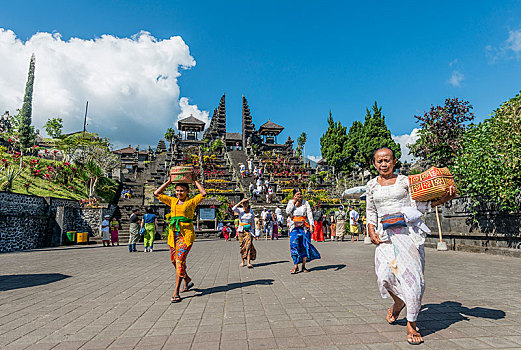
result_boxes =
[101,215,111,247]
[286,189,320,274]
[334,205,346,241]
[240,163,246,178]
[272,220,279,240]
[329,213,336,241]
[249,182,255,198]
[109,216,120,246]
[222,223,230,241]
[312,205,324,242]
[349,206,360,242]
[140,208,158,252]
[234,214,240,240]
[254,215,261,239]
[366,147,456,345]
[154,171,207,303]
[265,209,273,240]
[247,158,252,174]
[275,206,283,225]
[233,198,256,268]
[128,208,140,252]
[266,186,274,203]
[322,213,330,240]
[256,178,263,195]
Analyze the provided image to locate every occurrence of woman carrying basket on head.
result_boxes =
[154,168,206,303]
[232,198,256,268]
[286,189,321,274]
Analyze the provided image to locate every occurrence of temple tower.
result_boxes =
[203,93,227,141]
[242,95,255,148]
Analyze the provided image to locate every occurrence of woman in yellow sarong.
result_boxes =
[154,172,206,303]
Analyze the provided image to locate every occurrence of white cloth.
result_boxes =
[101,219,110,240]
[365,175,431,322]
[285,199,314,232]
[232,205,255,233]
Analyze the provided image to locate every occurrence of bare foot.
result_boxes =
[386,301,405,324]
[407,322,423,345]
[239,262,245,267]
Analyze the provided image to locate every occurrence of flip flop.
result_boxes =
[407,333,423,345]
[247,264,254,269]
[170,295,182,303]
[181,281,194,293]
[301,268,309,273]
[387,304,405,324]
[290,268,299,274]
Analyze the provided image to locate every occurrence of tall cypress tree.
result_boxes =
[357,101,401,173]
[18,54,36,149]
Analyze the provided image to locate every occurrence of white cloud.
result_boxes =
[449,58,458,67]
[505,29,521,56]
[307,155,322,164]
[392,128,420,163]
[177,97,210,128]
[0,28,208,148]
[448,70,464,87]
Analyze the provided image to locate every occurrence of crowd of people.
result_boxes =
[111,146,456,345]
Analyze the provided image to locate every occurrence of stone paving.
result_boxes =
[1,238,521,350]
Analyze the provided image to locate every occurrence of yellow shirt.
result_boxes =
[155,193,204,247]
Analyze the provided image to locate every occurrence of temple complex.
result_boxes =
[111,93,338,241]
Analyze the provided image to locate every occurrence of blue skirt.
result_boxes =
[290,227,321,265]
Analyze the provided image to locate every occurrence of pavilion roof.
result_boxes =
[113,146,148,155]
[226,132,242,141]
[177,115,206,131]
[259,120,284,135]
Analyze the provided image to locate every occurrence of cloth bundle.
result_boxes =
[408,166,457,201]
[381,213,407,230]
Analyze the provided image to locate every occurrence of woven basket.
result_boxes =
[408,167,457,202]
[170,166,193,183]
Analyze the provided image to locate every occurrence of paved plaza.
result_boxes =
[1,239,520,350]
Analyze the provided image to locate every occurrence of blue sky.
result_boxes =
[1,1,521,160]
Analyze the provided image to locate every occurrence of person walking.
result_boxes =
[312,205,324,242]
[101,215,111,247]
[109,216,120,246]
[322,213,330,240]
[265,209,273,240]
[286,189,321,274]
[254,215,261,240]
[334,206,346,241]
[128,208,140,252]
[349,206,360,242]
[367,147,456,345]
[154,171,207,303]
[329,213,336,241]
[233,198,256,268]
[140,208,158,252]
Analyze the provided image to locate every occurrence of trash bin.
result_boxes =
[77,232,88,244]
[65,231,76,244]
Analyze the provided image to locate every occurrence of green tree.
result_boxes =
[44,117,63,139]
[296,132,307,157]
[320,111,350,173]
[18,54,36,149]
[452,92,521,212]
[344,120,363,173]
[409,98,474,167]
[357,102,401,173]
[164,127,175,144]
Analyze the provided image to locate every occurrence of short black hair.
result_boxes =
[132,208,139,213]
[175,183,190,191]
[372,147,396,161]
[292,188,302,196]
[146,207,154,214]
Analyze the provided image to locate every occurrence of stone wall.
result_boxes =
[0,192,115,253]
[424,197,521,257]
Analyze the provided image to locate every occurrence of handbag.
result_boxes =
[408,167,457,202]
[139,227,146,235]
[381,213,407,230]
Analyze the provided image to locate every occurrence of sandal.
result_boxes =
[386,303,405,324]
[290,267,299,274]
[170,295,182,303]
[181,281,194,293]
[301,268,309,273]
[407,331,423,345]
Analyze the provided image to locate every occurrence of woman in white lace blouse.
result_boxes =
[366,147,455,345]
